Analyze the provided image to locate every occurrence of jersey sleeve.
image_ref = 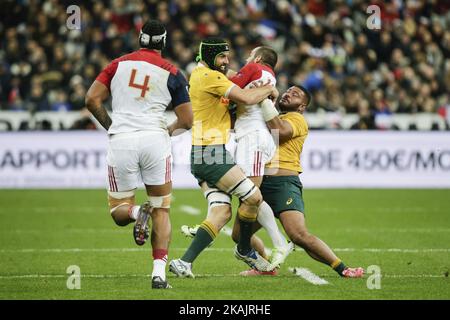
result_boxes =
[203,71,235,98]
[284,113,308,138]
[168,70,191,108]
[230,63,260,88]
[95,60,119,90]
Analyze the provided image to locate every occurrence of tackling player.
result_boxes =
[169,38,278,278]
[240,86,365,278]
[85,20,193,289]
[181,47,294,270]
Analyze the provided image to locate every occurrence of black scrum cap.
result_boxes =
[196,37,230,70]
[139,20,167,50]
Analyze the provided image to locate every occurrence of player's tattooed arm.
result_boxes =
[85,80,112,130]
[89,104,112,130]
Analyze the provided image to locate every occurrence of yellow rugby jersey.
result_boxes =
[190,65,235,146]
[266,112,308,173]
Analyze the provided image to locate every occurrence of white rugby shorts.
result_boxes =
[106,131,172,191]
[234,129,276,177]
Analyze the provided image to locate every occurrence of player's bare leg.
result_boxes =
[145,182,173,288]
[179,183,232,259]
[248,176,263,188]
[200,183,233,231]
[150,207,170,248]
[216,166,272,271]
[107,189,152,245]
[145,183,172,248]
[108,191,138,226]
[170,166,272,276]
[280,210,364,278]
[170,182,232,278]
[279,210,338,263]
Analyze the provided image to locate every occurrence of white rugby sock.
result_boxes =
[152,259,167,281]
[129,205,140,220]
[257,201,287,249]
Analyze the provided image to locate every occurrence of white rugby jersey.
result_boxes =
[231,62,277,139]
[96,49,190,134]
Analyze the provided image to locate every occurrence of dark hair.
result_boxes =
[298,85,312,106]
[196,37,230,70]
[139,20,167,50]
[254,46,278,70]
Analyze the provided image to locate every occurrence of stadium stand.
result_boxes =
[0,0,449,130]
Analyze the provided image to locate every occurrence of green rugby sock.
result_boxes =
[181,221,216,263]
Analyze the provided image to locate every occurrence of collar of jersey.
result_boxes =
[140,48,161,55]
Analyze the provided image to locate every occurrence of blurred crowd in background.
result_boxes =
[1,0,449,130]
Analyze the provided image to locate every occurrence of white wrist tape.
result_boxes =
[261,99,279,122]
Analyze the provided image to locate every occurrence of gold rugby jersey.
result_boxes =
[189,64,235,146]
[266,112,308,173]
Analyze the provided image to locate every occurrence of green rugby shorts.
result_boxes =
[260,175,305,217]
[190,145,236,187]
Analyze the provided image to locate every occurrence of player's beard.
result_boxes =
[279,100,304,114]
[216,63,228,75]
[279,100,297,113]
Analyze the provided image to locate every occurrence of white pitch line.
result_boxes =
[0,273,446,280]
[333,248,450,253]
[382,274,446,278]
[179,205,201,215]
[289,267,329,285]
[340,228,450,233]
[0,248,231,253]
[0,229,129,234]
[0,274,151,279]
[0,248,449,254]
[0,274,236,279]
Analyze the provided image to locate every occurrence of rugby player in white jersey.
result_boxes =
[85,20,192,289]
[230,47,293,271]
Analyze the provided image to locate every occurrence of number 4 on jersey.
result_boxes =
[128,69,150,98]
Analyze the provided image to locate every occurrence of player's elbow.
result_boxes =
[178,112,193,130]
[181,113,193,130]
[275,127,292,144]
[174,103,193,130]
[85,94,97,112]
[278,133,291,144]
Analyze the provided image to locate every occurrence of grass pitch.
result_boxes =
[0,189,449,300]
